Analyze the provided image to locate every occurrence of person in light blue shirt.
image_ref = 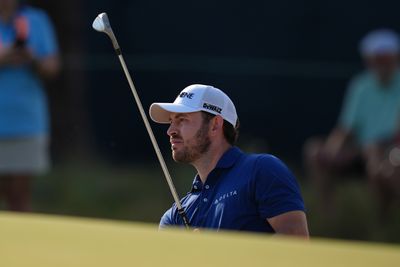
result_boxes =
[0,0,60,211]
[304,29,400,216]
[340,70,400,146]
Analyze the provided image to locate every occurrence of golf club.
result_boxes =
[92,12,190,228]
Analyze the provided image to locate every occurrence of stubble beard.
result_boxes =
[172,123,211,164]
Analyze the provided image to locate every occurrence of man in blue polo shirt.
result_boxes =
[149,84,309,237]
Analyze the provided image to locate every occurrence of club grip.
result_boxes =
[177,208,190,229]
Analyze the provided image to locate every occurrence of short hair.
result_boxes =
[201,111,240,145]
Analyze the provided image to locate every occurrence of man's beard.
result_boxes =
[172,123,211,163]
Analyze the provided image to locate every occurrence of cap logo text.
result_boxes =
[179,92,194,99]
[203,103,222,114]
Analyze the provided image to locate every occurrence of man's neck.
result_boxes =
[192,142,232,184]
[375,69,398,88]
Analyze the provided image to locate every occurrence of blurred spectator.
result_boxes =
[304,29,400,216]
[0,0,60,211]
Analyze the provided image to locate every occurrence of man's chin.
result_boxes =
[172,151,181,162]
[172,151,189,163]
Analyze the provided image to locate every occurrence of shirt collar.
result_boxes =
[215,146,243,169]
[190,146,243,192]
[191,176,203,192]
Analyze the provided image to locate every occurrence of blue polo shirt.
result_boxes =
[159,147,305,232]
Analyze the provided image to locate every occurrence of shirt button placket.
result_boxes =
[203,184,210,203]
[203,184,210,202]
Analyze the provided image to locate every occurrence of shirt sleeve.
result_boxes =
[253,155,305,219]
[159,207,174,229]
[30,10,59,58]
[338,77,362,131]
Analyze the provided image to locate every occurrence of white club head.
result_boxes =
[92,12,120,51]
[92,12,110,33]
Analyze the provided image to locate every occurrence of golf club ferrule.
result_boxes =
[177,208,190,228]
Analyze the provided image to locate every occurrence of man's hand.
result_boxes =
[364,143,400,179]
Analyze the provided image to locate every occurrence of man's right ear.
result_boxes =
[210,115,224,133]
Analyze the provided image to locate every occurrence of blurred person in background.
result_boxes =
[0,0,60,211]
[304,29,400,217]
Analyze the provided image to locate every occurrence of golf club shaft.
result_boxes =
[116,53,190,228]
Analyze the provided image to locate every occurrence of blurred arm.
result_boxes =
[0,46,31,66]
[0,48,12,66]
[322,127,352,159]
[0,47,60,79]
[267,211,309,238]
[34,54,61,79]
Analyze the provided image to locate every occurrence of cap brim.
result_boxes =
[149,103,200,124]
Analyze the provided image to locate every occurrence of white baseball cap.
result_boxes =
[359,29,400,57]
[149,84,238,127]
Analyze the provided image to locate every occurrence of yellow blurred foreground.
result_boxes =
[0,212,399,267]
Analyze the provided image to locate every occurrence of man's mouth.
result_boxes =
[170,139,183,150]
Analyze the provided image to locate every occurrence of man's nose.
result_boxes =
[167,123,177,137]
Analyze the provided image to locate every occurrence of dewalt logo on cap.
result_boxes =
[203,103,222,114]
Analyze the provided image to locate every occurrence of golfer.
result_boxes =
[150,84,309,237]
